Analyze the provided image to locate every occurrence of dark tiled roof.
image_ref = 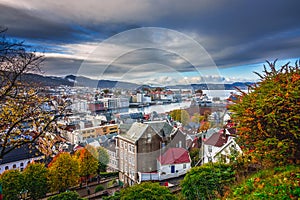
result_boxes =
[0,144,43,165]
[226,127,237,135]
[204,130,228,147]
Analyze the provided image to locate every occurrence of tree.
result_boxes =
[48,191,86,200]
[75,148,98,184]
[120,182,175,200]
[170,109,190,126]
[189,147,200,167]
[191,113,204,123]
[23,163,48,200]
[198,119,210,133]
[230,61,300,166]
[97,146,109,172]
[0,29,68,159]
[47,152,79,192]
[181,163,235,200]
[0,169,24,200]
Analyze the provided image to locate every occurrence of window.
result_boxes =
[208,156,212,162]
[120,141,123,148]
[13,164,16,169]
[20,162,24,167]
[5,166,9,170]
[147,133,151,143]
[179,141,182,148]
[183,163,186,169]
[124,142,127,150]
[208,145,212,153]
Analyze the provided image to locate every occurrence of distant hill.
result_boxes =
[19,73,139,89]
[16,73,254,90]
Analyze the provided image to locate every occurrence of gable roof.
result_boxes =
[0,144,43,165]
[204,130,228,147]
[226,127,237,135]
[118,121,174,143]
[145,121,173,137]
[158,148,190,165]
[213,138,241,158]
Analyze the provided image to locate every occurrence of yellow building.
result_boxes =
[81,124,118,140]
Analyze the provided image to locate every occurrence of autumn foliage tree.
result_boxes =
[0,29,68,159]
[75,147,98,184]
[170,109,190,126]
[47,152,79,192]
[230,61,300,166]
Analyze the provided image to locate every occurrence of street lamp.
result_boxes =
[19,189,28,200]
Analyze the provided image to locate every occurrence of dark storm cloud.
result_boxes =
[41,57,83,76]
[1,0,300,80]
[0,3,139,44]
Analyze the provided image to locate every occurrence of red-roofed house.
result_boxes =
[137,148,191,183]
[157,148,191,178]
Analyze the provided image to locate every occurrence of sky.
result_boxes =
[0,0,299,85]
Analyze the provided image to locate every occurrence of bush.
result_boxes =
[227,165,300,199]
[230,61,300,167]
[95,185,105,193]
[100,172,118,179]
[181,163,235,200]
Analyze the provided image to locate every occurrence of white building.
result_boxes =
[203,128,241,164]
[0,144,44,174]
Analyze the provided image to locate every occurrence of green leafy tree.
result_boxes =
[230,61,300,166]
[75,148,98,183]
[120,182,175,200]
[181,163,235,200]
[97,146,109,172]
[48,191,86,200]
[47,152,80,192]
[0,169,24,200]
[170,109,190,126]
[23,163,48,200]
[189,147,200,167]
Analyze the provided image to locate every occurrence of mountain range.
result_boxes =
[20,73,253,90]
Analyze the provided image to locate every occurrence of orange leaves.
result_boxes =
[231,61,300,166]
[75,147,99,178]
[291,73,300,82]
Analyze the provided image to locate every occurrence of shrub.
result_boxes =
[95,185,105,193]
[181,163,235,199]
[227,165,300,199]
[230,61,300,167]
